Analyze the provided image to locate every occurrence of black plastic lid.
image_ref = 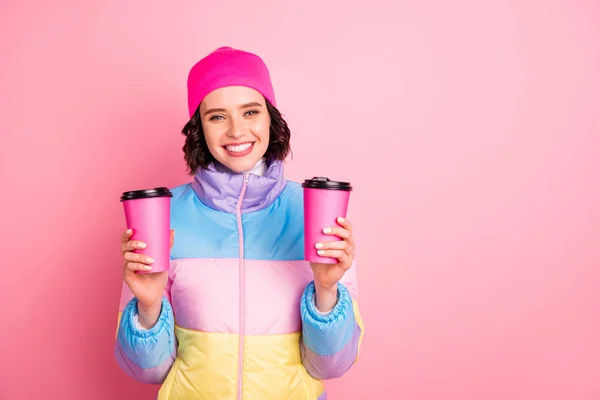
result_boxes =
[301,177,352,191]
[120,187,173,201]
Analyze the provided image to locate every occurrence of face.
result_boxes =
[199,86,271,173]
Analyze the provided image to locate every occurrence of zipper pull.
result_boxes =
[243,174,249,184]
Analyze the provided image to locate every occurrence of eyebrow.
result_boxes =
[203,102,263,116]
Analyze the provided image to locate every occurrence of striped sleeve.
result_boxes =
[299,261,364,380]
[114,279,177,384]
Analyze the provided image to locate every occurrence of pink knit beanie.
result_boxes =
[186,46,276,118]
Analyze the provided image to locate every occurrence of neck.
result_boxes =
[246,158,267,176]
[211,158,267,177]
[191,159,286,214]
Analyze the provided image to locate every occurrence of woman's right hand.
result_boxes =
[121,228,175,328]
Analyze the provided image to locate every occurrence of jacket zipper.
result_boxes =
[236,174,249,400]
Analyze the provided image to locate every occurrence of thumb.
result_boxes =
[169,229,175,249]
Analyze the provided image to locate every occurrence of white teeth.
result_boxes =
[226,143,252,152]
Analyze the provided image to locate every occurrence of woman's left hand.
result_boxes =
[309,217,355,292]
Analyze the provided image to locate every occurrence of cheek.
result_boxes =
[253,118,271,141]
[202,125,221,149]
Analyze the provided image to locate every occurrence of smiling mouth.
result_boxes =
[223,142,255,156]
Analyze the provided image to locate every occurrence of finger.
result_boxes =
[316,242,354,267]
[322,228,355,251]
[121,240,147,254]
[335,218,356,249]
[169,229,175,250]
[125,261,153,272]
[317,249,353,270]
[323,220,355,248]
[336,250,353,270]
[123,251,155,265]
[322,226,350,240]
[316,249,346,260]
[315,240,351,251]
[336,217,353,231]
[121,229,133,243]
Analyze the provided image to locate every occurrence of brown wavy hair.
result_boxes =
[181,100,291,174]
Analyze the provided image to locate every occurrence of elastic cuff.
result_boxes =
[302,281,352,325]
[124,296,173,338]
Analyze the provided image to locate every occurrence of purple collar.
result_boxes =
[191,160,287,214]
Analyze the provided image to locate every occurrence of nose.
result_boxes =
[227,116,244,139]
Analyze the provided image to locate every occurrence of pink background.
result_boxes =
[1,1,599,399]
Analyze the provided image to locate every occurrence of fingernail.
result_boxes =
[146,257,155,263]
[126,229,132,234]
[139,243,147,249]
[337,217,344,223]
[315,242,324,249]
[323,228,332,234]
[144,265,152,271]
[317,250,325,256]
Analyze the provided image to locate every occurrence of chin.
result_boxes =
[218,156,259,173]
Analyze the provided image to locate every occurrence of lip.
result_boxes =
[222,141,255,157]
[223,141,254,147]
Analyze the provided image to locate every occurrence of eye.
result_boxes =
[209,115,224,121]
[245,110,259,116]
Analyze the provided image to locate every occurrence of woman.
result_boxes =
[114,46,364,400]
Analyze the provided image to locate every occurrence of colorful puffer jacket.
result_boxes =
[114,160,364,400]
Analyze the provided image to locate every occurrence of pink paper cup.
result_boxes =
[120,187,173,274]
[302,177,352,264]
